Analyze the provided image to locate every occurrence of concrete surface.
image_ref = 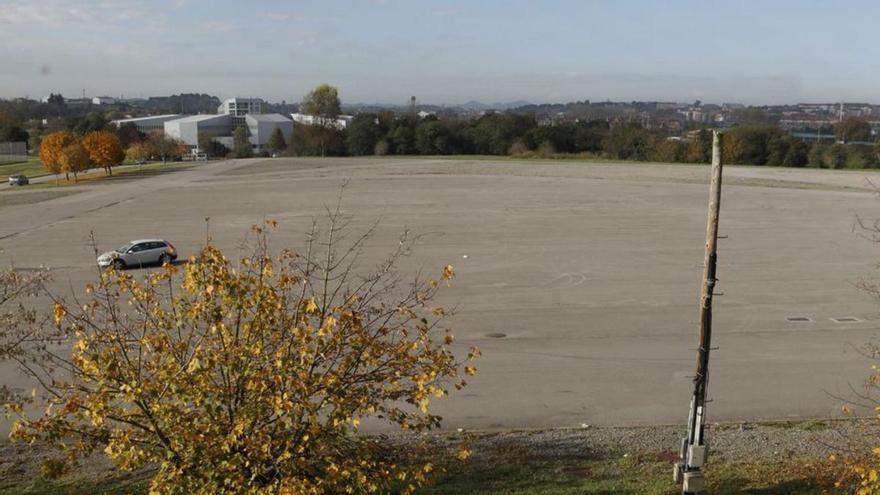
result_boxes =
[2,157,880,431]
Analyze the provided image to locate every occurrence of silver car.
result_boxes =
[97,239,178,270]
[8,174,28,186]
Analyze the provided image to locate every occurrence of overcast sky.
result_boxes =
[0,0,877,105]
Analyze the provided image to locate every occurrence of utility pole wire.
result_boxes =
[675,130,723,494]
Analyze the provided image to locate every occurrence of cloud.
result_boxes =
[261,12,306,22]
[202,20,238,33]
[431,7,461,17]
[0,0,145,26]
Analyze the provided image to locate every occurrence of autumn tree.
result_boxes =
[834,117,873,144]
[58,143,90,181]
[125,142,151,164]
[266,127,286,155]
[38,131,75,179]
[147,131,185,164]
[11,216,477,494]
[81,130,124,175]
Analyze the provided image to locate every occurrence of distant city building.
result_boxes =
[111,114,183,134]
[92,96,116,105]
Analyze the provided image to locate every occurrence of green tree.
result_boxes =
[808,142,827,168]
[290,125,345,157]
[198,132,229,158]
[266,127,287,155]
[602,122,654,161]
[828,143,848,169]
[466,113,535,155]
[115,122,145,148]
[346,114,381,156]
[834,117,872,143]
[301,84,342,121]
[389,122,416,155]
[0,125,29,145]
[415,120,452,155]
[233,126,253,158]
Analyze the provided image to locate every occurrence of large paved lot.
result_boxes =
[2,157,880,431]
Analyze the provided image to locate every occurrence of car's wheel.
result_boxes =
[158,253,170,266]
[112,259,125,270]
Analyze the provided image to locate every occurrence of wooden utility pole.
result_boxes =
[674,130,723,494]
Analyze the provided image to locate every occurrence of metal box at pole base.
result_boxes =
[682,471,706,493]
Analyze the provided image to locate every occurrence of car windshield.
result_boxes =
[115,243,133,253]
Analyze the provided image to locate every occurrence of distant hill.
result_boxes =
[458,100,533,111]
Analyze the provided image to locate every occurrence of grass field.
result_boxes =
[1,161,193,190]
[0,157,46,182]
[0,445,834,495]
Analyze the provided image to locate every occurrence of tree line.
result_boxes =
[285,114,880,168]
[282,85,880,168]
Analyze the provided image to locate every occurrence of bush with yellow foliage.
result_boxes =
[9,216,477,494]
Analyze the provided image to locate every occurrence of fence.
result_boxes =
[0,142,28,165]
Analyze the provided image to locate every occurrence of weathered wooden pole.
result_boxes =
[675,130,723,494]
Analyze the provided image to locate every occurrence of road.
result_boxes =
[1,157,879,431]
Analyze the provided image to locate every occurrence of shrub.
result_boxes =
[10,218,478,494]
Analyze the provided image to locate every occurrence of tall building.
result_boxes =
[218,98,263,117]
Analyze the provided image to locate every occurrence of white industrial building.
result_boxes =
[291,113,353,130]
[246,114,293,149]
[219,98,263,116]
[159,98,292,153]
[111,114,183,134]
[164,114,235,149]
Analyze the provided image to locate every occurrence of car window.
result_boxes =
[129,243,147,253]
[116,243,133,253]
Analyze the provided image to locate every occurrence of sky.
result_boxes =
[0,0,878,105]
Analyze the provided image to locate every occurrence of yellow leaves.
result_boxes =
[17,230,473,495]
[318,315,337,337]
[187,357,201,373]
[52,303,66,325]
[304,298,319,314]
[464,365,477,376]
[468,346,482,359]
[456,448,472,461]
